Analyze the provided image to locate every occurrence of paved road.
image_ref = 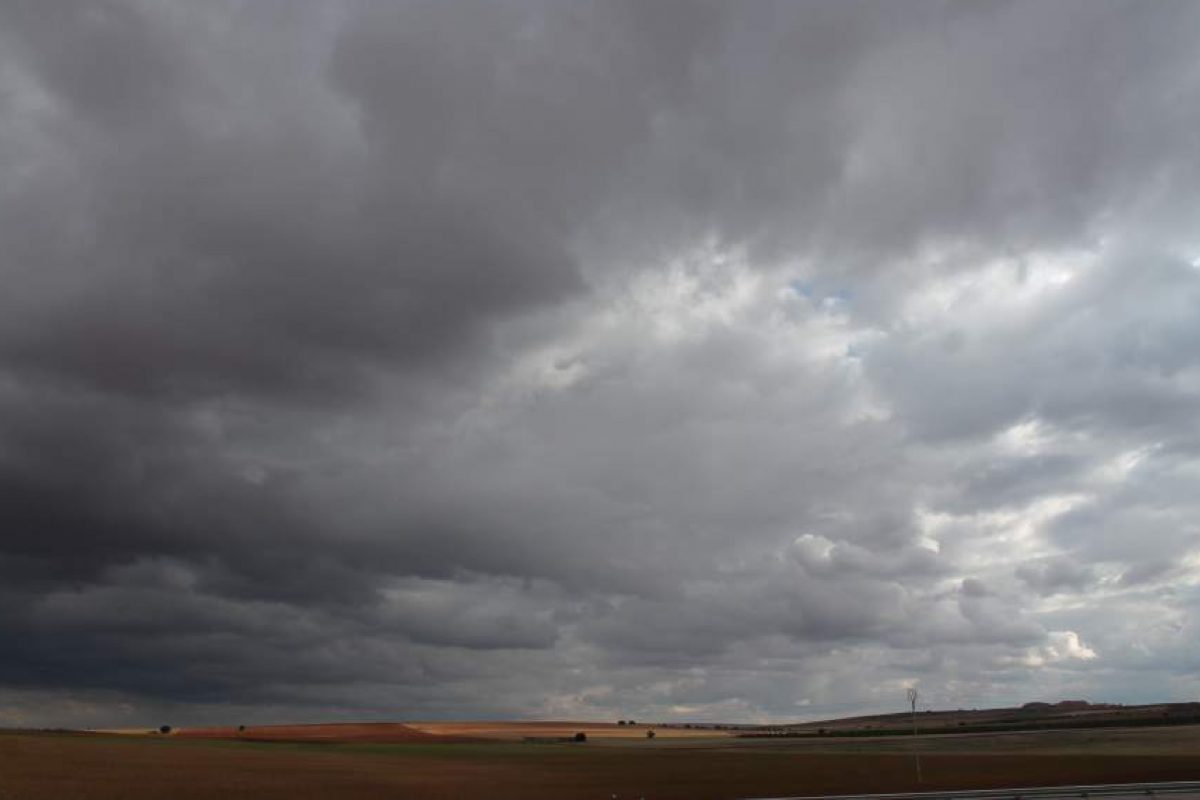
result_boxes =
[744,781,1200,800]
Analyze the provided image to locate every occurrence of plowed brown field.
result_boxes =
[176,722,464,743]
[3,726,1200,800]
[409,720,724,740]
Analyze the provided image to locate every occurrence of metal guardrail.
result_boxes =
[743,781,1200,800]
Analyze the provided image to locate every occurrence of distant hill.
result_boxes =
[732,700,1200,738]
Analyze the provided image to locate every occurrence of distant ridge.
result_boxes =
[734,701,1200,738]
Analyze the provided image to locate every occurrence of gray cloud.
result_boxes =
[1016,558,1098,597]
[1,0,1199,727]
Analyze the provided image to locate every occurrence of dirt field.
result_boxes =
[3,725,1199,800]
[409,720,727,740]
[176,722,462,744]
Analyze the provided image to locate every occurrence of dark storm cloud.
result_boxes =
[1,0,1199,726]
[0,0,581,402]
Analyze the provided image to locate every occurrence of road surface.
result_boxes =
[745,781,1200,800]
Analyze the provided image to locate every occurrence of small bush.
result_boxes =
[573,732,587,743]
[159,725,172,735]
[617,720,626,726]
[646,729,655,739]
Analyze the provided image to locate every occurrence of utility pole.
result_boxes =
[907,687,923,784]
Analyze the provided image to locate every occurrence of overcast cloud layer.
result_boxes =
[2,0,1199,728]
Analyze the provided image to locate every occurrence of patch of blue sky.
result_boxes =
[787,280,853,309]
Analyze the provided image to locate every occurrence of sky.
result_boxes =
[1,0,1199,729]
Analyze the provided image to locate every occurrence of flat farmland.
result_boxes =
[408,720,727,740]
[3,725,1200,800]
[176,722,464,744]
